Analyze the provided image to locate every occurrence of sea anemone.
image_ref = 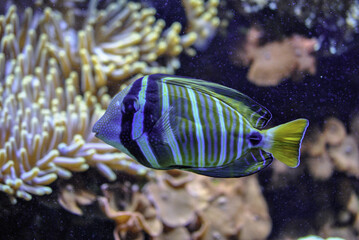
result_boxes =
[0,0,220,203]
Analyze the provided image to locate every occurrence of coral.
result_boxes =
[58,184,96,215]
[229,0,359,56]
[152,172,271,239]
[323,118,347,146]
[26,0,220,93]
[162,169,195,188]
[182,0,220,51]
[199,176,272,239]
[306,152,334,181]
[0,4,172,203]
[145,179,197,228]
[329,136,359,178]
[99,182,163,240]
[0,46,151,203]
[95,171,271,240]
[302,117,359,179]
[303,118,347,181]
[232,27,317,86]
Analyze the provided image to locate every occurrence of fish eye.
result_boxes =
[121,96,140,114]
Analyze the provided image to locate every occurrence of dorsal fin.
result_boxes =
[175,149,274,178]
[149,74,272,129]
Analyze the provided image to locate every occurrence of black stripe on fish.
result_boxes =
[119,77,149,167]
[143,75,164,155]
[144,75,161,133]
[145,74,177,166]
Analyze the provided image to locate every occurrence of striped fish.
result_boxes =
[93,74,309,178]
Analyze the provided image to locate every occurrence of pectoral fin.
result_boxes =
[143,105,180,146]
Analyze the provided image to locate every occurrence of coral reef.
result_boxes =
[225,0,359,86]
[58,183,97,215]
[232,27,317,86]
[3,1,359,240]
[228,0,359,56]
[0,0,220,203]
[0,36,151,203]
[304,117,359,179]
[30,0,219,92]
[52,170,271,239]
[99,182,163,240]
[98,170,271,240]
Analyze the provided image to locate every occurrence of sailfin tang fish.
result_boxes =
[92,74,309,178]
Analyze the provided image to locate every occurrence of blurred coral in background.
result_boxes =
[226,0,359,87]
[99,170,272,240]
[232,27,317,86]
[228,0,359,56]
[262,115,359,239]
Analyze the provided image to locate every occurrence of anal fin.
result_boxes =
[183,149,273,178]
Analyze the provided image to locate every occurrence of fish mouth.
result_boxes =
[93,130,103,140]
[93,131,100,138]
[92,123,100,137]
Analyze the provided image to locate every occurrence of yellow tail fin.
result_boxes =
[262,119,309,167]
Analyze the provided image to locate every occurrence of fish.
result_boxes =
[92,74,309,178]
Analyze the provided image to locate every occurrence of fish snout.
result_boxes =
[92,117,119,144]
[92,120,102,137]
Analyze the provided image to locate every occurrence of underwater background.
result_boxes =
[1,0,359,239]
